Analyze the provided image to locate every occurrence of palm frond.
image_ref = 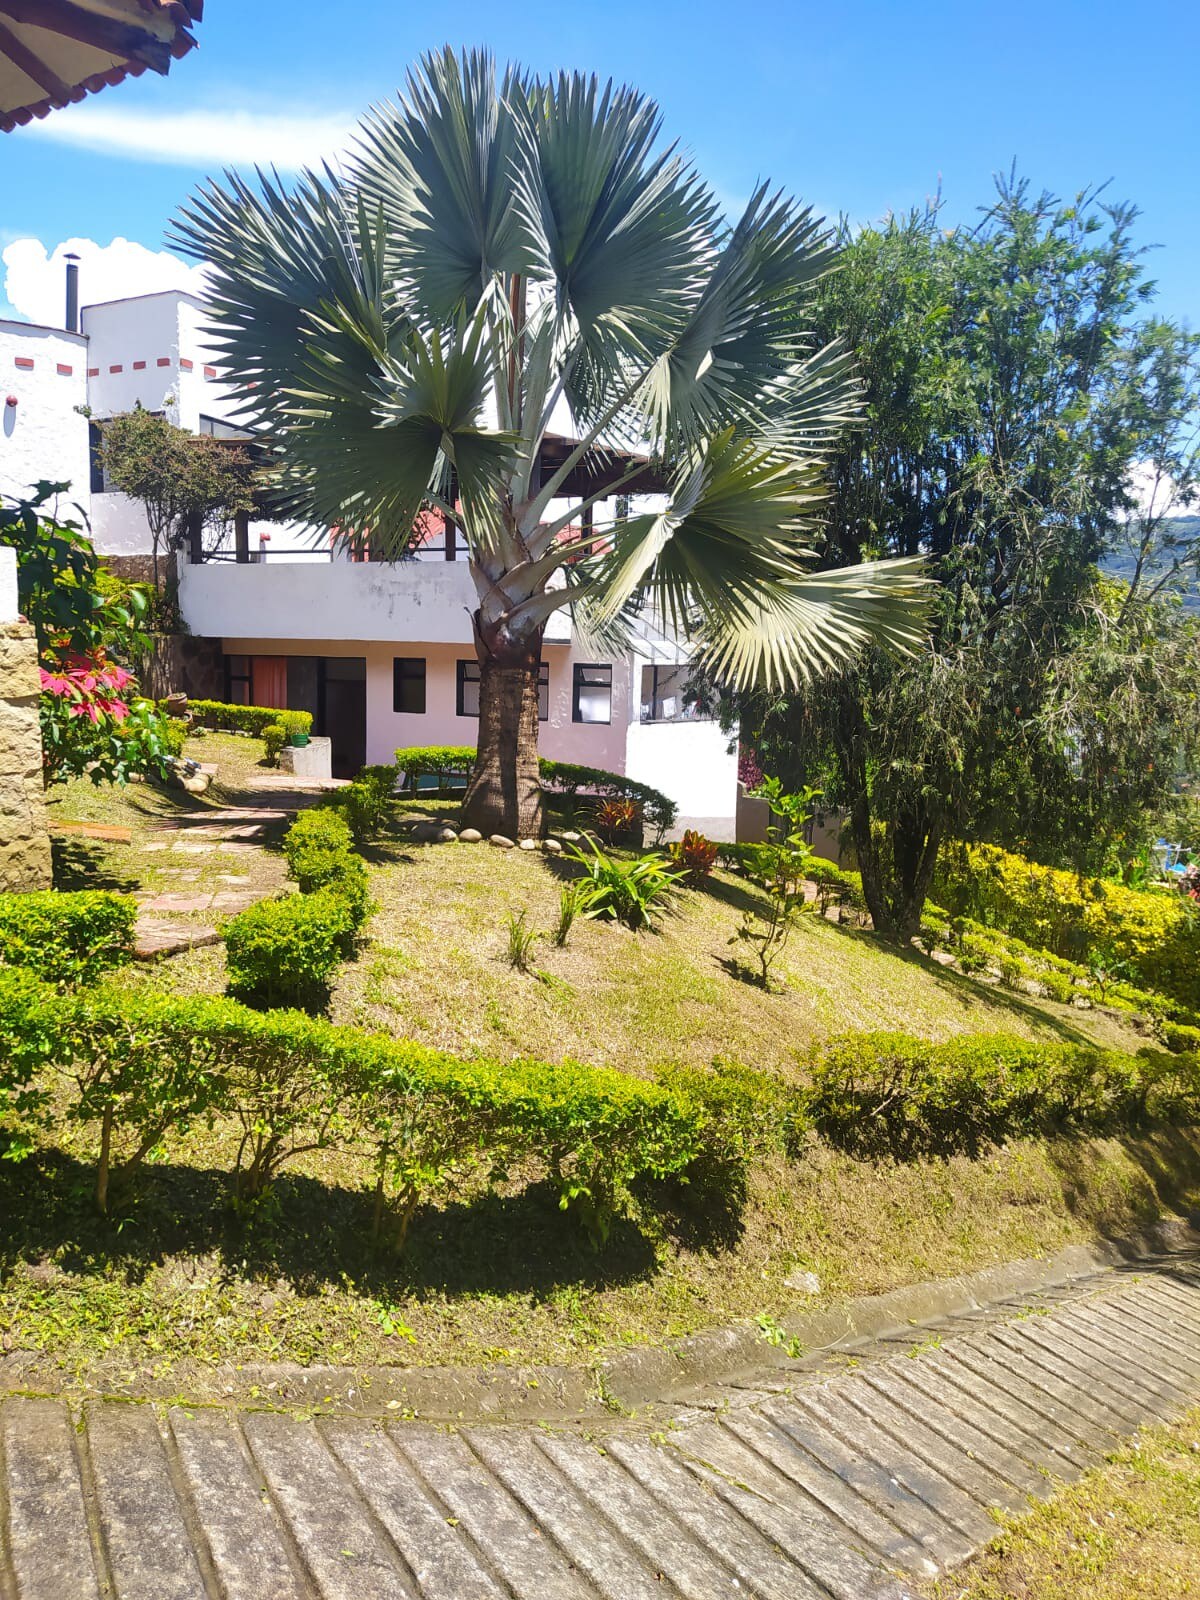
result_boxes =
[689,558,934,689]
[510,71,717,429]
[349,46,535,318]
[640,186,853,455]
[583,429,932,687]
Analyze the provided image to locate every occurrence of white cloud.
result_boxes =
[3,237,208,327]
[1126,459,1199,521]
[20,103,357,171]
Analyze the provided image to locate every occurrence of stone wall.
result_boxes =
[0,620,52,892]
[140,632,224,701]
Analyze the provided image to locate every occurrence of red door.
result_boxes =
[250,656,288,709]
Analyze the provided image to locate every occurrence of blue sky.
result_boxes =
[2,0,1198,323]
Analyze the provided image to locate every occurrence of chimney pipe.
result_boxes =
[64,253,80,334]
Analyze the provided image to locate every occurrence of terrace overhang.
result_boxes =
[0,0,201,133]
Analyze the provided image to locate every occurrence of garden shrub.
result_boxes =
[393,746,678,835]
[566,838,685,930]
[54,987,229,1211]
[919,902,1194,1023]
[806,859,867,913]
[262,721,288,764]
[333,763,399,842]
[595,796,642,844]
[0,890,136,986]
[0,967,61,1160]
[933,843,1200,1009]
[802,1030,1198,1161]
[281,809,373,943]
[659,1057,802,1162]
[283,806,355,866]
[224,891,353,1009]
[1163,1022,1200,1055]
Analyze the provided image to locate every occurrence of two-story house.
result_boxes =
[0,270,738,836]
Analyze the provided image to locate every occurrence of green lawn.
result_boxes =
[933,1408,1200,1600]
[4,734,1190,1388]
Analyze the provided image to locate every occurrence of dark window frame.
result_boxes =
[458,659,550,720]
[572,663,613,725]
[392,656,427,715]
[224,653,252,706]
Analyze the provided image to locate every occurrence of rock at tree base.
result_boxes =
[459,828,483,842]
[489,834,515,849]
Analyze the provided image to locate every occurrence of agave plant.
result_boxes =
[174,47,930,837]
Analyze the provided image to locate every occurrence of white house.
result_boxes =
[0,272,739,837]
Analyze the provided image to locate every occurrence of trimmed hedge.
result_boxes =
[333,763,399,842]
[0,970,710,1240]
[803,1029,1198,1160]
[280,809,373,945]
[0,891,136,986]
[933,843,1200,1010]
[394,746,677,834]
[186,699,313,742]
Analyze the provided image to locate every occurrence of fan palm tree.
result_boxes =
[174,47,930,837]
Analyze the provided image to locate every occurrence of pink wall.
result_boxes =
[221,638,633,772]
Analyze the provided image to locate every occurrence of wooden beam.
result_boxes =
[0,16,73,100]
[0,0,174,73]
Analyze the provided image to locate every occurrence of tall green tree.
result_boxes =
[172,47,929,837]
[101,406,255,595]
[733,180,1198,937]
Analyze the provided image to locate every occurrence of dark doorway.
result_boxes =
[318,657,367,777]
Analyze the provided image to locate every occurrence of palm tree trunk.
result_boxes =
[462,636,545,839]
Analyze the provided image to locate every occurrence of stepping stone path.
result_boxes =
[5,1248,1200,1596]
[132,810,288,957]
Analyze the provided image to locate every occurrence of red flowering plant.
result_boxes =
[40,654,134,723]
[738,746,764,789]
[39,651,180,787]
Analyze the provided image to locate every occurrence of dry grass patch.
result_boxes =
[932,1406,1200,1600]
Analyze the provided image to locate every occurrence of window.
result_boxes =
[393,657,426,714]
[639,663,700,723]
[225,653,251,706]
[458,660,550,720]
[88,422,106,493]
[456,659,481,717]
[572,663,612,724]
[199,413,253,441]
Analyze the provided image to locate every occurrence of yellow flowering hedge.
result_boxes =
[933,843,1200,1010]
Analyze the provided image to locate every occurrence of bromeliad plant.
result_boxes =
[175,47,930,840]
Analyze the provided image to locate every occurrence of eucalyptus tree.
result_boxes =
[175,48,928,836]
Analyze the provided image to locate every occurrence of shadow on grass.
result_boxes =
[51,838,141,893]
[1049,1127,1200,1247]
[0,1151,664,1304]
[822,919,1109,1046]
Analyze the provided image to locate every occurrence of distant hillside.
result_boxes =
[1104,516,1200,613]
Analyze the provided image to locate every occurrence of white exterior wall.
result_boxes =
[83,290,274,557]
[625,718,739,840]
[0,319,89,504]
[178,557,573,645]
